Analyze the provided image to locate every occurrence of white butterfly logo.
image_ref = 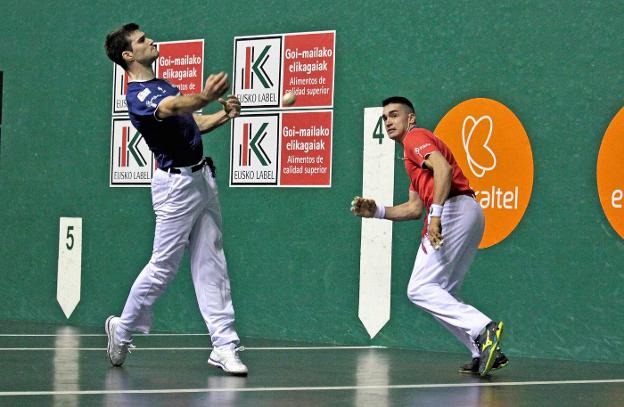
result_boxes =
[462,115,497,178]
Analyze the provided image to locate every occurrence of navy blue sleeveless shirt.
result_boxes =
[126,78,202,169]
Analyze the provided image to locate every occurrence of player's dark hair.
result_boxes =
[105,23,140,70]
[382,96,415,114]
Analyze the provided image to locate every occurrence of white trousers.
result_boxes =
[117,165,240,349]
[407,195,490,358]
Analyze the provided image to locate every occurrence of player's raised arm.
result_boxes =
[156,72,229,119]
[351,190,423,221]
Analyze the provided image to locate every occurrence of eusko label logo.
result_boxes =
[435,98,534,248]
[240,121,272,166]
[241,45,273,90]
[117,126,148,168]
[230,114,280,185]
[110,118,154,186]
[233,36,282,108]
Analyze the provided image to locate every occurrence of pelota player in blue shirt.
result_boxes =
[104,23,247,376]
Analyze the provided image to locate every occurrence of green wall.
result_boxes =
[1,0,623,363]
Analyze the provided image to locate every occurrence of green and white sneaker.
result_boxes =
[475,321,505,376]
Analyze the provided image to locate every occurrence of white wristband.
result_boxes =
[373,204,386,219]
[428,204,443,222]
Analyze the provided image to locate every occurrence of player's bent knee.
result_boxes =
[407,285,427,304]
[408,281,441,304]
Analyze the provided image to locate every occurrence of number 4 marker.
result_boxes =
[358,108,395,338]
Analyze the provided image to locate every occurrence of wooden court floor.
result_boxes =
[1,321,623,406]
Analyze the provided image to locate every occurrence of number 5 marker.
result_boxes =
[57,217,82,318]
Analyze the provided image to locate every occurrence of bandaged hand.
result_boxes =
[350,196,378,218]
[219,95,241,118]
[427,217,444,250]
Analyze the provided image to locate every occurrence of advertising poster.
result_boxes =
[231,31,336,187]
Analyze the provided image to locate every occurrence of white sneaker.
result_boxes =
[105,316,134,367]
[207,346,248,376]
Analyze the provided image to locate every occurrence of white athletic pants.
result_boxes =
[117,165,240,349]
[407,195,490,358]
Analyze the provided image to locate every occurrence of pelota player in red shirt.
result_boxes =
[351,96,507,376]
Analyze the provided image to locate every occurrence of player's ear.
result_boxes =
[122,50,134,64]
[408,112,416,126]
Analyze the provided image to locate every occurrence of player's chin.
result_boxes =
[387,131,401,141]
